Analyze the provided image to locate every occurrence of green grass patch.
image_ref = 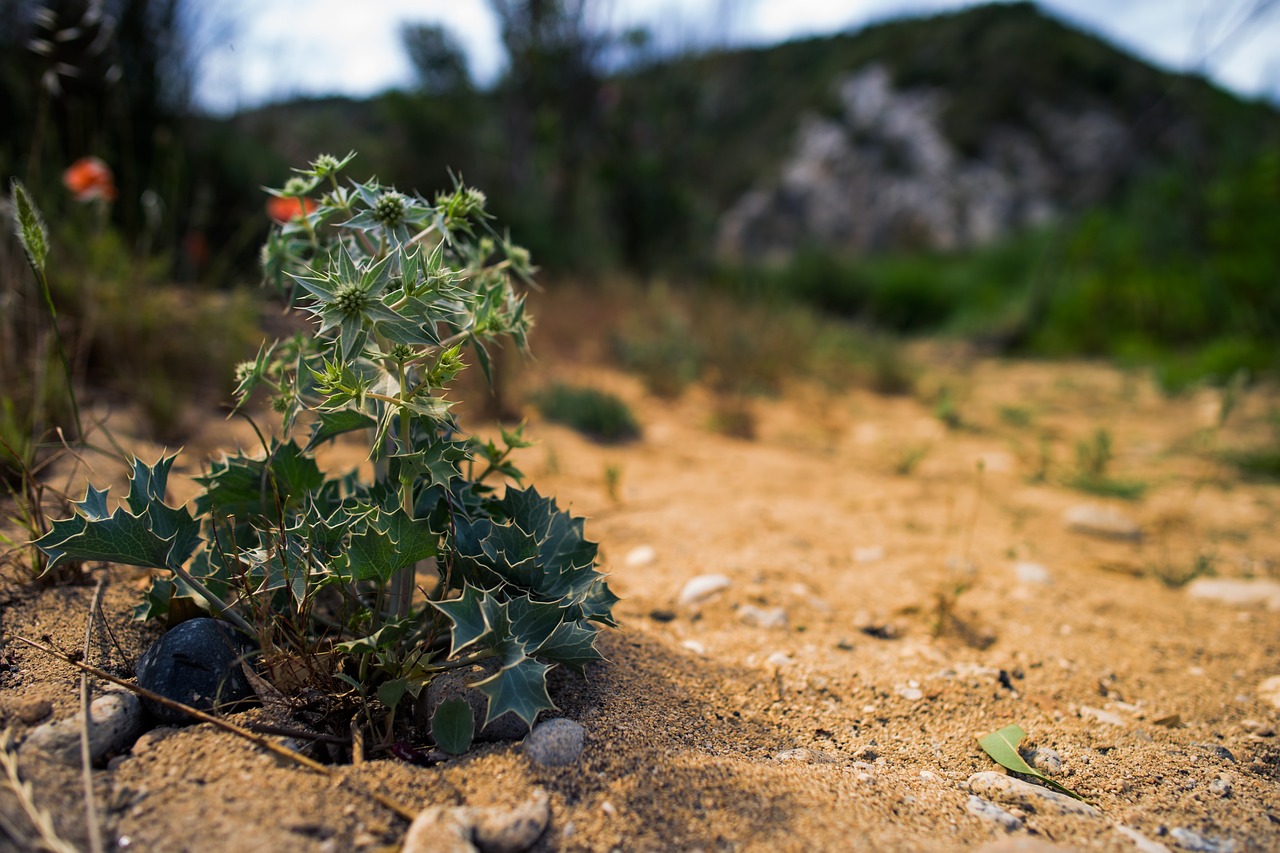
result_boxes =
[533,384,641,443]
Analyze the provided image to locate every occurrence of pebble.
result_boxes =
[1022,747,1063,775]
[967,771,1100,818]
[764,652,794,669]
[1241,719,1275,736]
[1256,675,1280,709]
[14,697,52,725]
[1185,578,1280,610]
[680,640,706,655]
[470,789,551,853]
[624,545,656,568]
[1080,705,1126,726]
[417,662,529,742]
[772,748,840,763]
[678,574,732,605]
[896,686,924,702]
[1114,825,1172,853]
[130,726,179,756]
[1168,828,1238,853]
[738,605,788,630]
[853,546,885,563]
[523,718,585,767]
[1208,776,1232,797]
[965,795,1023,831]
[1063,504,1141,541]
[1014,562,1052,585]
[401,789,551,853]
[135,618,255,724]
[20,691,145,767]
[1194,743,1235,763]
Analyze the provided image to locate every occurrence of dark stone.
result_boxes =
[135,618,256,724]
[415,660,530,742]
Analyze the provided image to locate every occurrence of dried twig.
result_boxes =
[0,728,79,853]
[79,575,107,853]
[13,635,418,822]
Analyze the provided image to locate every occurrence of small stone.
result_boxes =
[764,652,794,669]
[738,604,788,629]
[1260,676,1280,710]
[1194,743,1235,763]
[681,640,706,655]
[20,691,145,767]
[1064,504,1141,540]
[967,771,1100,818]
[624,545,656,568]
[1241,719,1275,736]
[401,807,474,853]
[416,661,529,742]
[772,748,840,763]
[1114,825,1172,853]
[135,618,255,724]
[678,574,732,605]
[965,795,1023,831]
[14,697,52,725]
[1208,776,1232,798]
[1168,828,1238,853]
[1014,562,1052,585]
[1186,578,1280,610]
[1080,705,1126,726]
[896,687,924,702]
[470,789,551,853]
[648,609,677,623]
[1022,747,1063,775]
[853,546,885,563]
[523,718,584,767]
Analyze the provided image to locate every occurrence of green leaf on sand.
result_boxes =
[977,724,1090,803]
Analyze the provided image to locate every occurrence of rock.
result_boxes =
[764,651,794,669]
[14,697,52,725]
[402,806,475,853]
[135,618,255,724]
[853,546,885,563]
[897,686,924,701]
[1014,562,1052,585]
[772,748,841,763]
[401,790,551,853]
[680,640,706,655]
[130,726,179,756]
[1064,505,1141,541]
[523,719,585,767]
[738,604,788,630]
[1114,825,1172,853]
[967,771,1100,818]
[416,661,529,743]
[1241,719,1275,736]
[1208,776,1232,797]
[623,545,656,568]
[965,795,1023,831]
[1022,747,1063,775]
[1194,743,1235,763]
[1168,828,1238,853]
[1080,705,1126,726]
[1186,578,1280,610]
[1260,676,1280,710]
[678,574,732,605]
[648,609,677,623]
[20,691,144,767]
[470,789,551,853]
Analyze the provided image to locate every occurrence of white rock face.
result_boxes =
[716,63,1129,262]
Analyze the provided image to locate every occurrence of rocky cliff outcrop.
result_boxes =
[716,64,1133,262]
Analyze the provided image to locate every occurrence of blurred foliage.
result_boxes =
[532,384,641,444]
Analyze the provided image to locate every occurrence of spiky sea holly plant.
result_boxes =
[35,154,615,745]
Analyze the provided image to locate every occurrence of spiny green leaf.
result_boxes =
[378,677,409,711]
[307,409,376,450]
[431,696,474,755]
[977,724,1090,803]
[474,657,555,728]
[536,619,604,673]
[431,584,491,656]
[345,508,438,583]
[506,595,565,652]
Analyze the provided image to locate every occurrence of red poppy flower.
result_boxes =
[266,196,318,223]
[62,156,117,202]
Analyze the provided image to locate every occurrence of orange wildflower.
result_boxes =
[62,156,118,202]
[267,196,318,223]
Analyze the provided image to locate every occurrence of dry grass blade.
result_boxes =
[13,635,419,822]
[79,574,107,853]
[0,728,79,853]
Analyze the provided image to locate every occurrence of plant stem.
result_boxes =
[32,267,84,441]
[387,359,416,620]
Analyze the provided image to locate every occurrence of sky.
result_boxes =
[193,0,1280,114]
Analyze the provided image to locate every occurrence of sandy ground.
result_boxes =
[2,344,1279,852]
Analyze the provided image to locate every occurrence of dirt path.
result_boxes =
[2,351,1279,852]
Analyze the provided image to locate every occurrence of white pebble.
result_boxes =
[624,545,656,568]
[678,574,732,605]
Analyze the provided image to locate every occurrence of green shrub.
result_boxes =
[534,383,641,443]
